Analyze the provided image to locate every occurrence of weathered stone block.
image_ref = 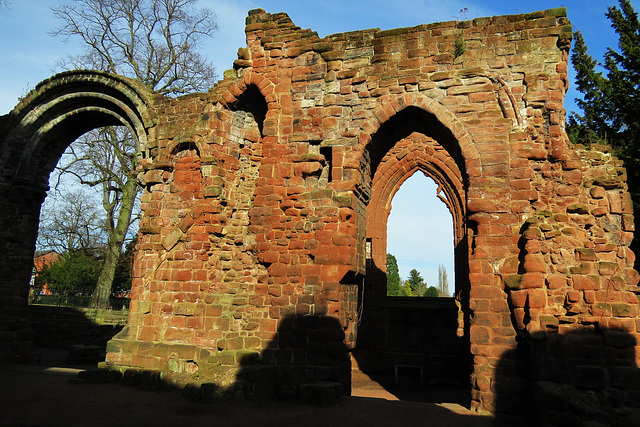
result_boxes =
[521,273,545,289]
[567,204,590,214]
[575,248,597,261]
[573,275,601,290]
[174,303,197,316]
[523,254,547,273]
[162,228,184,251]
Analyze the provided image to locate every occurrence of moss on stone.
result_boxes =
[504,274,523,290]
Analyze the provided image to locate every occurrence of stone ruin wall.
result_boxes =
[101,7,640,417]
[1,6,639,423]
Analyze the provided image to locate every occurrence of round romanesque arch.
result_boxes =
[219,70,284,140]
[2,70,155,173]
[0,70,155,362]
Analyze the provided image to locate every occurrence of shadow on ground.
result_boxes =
[351,369,470,408]
[28,304,126,365]
[9,295,640,425]
[0,357,492,427]
[1,311,491,427]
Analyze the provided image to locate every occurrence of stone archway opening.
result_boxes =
[353,108,471,405]
[0,71,153,363]
[29,123,141,365]
[386,172,455,298]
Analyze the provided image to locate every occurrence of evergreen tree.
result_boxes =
[424,286,439,297]
[566,32,612,146]
[568,0,640,254]
[407,269,426,296]
[400,280,412,296]
[39,252,101,294]
[386,253,401,296]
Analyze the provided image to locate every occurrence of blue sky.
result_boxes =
[1,0,636,287]
[1,0,636,114]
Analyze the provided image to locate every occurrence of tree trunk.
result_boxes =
[90,175,137,309]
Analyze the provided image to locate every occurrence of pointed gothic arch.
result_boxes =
[353,100,473,394]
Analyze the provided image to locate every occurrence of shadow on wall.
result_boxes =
[58,310,640,426]
[493,327,640,427]
[352,252,472,408]
[232,311,351,405]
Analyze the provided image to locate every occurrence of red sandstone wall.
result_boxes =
[99,7,640,419]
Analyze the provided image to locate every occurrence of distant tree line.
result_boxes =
[386,253,450,297]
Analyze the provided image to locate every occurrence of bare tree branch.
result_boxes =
[44,0,217,308]
[51,0,217,95]
[37,190,107,255]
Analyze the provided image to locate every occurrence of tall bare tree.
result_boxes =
[52,0,217,95]
[437,264,449,297]
[49,0,218,308]
[54,127,140,307]
[37,189,107,256]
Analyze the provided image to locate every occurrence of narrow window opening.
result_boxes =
[230,84,268,136]
[320,146,333,183]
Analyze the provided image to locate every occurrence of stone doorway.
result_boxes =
[353,107,472,404]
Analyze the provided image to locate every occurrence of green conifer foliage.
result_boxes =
[568,0,640,257]
[386,253,401,296]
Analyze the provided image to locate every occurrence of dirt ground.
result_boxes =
[0,349,493,427]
